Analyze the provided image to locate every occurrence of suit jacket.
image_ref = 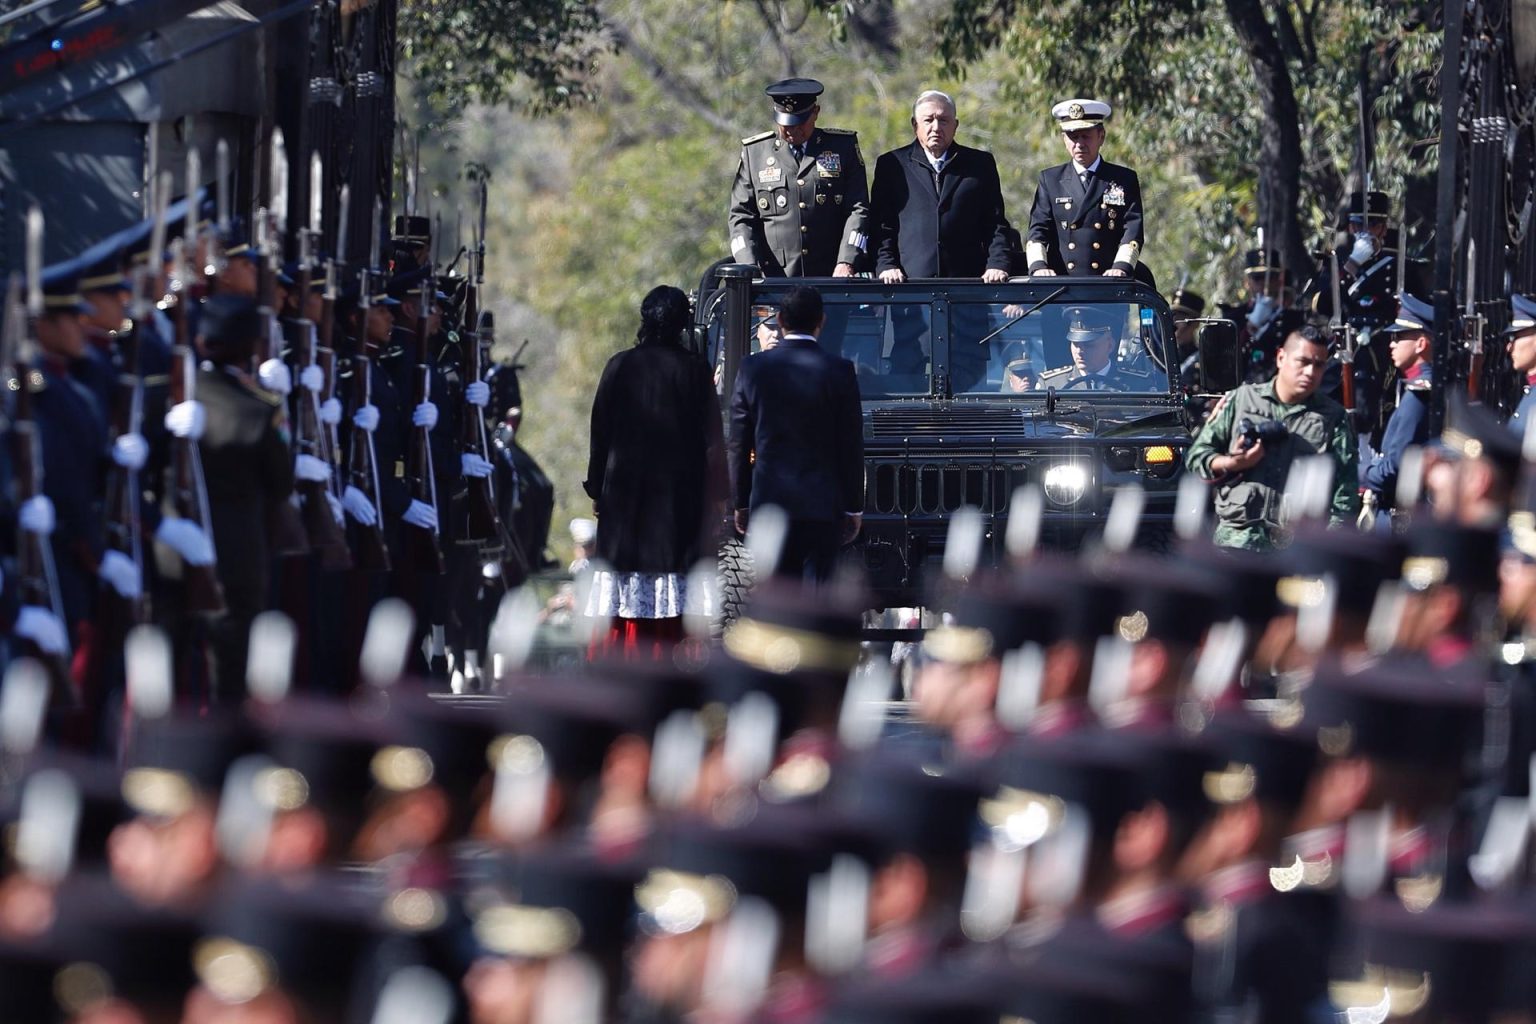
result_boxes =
[729,336,863,522]
[729,127,870,276]
[870,141,1012,278]
[1026,159,1144,275]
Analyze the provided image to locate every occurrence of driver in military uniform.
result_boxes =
[1032,306,1149,391]
[728,78,870,278]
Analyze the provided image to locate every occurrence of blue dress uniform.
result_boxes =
[728,79,870,277]
[1026,99,1145,279]
[1361,294,1435,523]
[1505,293,1536,438]
[1303,191,1400,329]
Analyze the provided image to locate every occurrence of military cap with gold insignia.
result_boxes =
[123,712,258,819]
[1399,521,1500,595]
[922,573,1056,666]
[1170,287,1206,320]
[1274,521,1406,613]
[1180,540,1286,628]
[827,750,988,861]
[1063,304,1119,344]
[1381,291,1433,335]
[1051,97,1112,131]
[372,687,504,796]
[392,214,431,247]
[1242,248,1285,277]
[248,696,394,824]
[1436,392,1522,479]
[470,844,640,961]
[1341,190,1393,228]
[1024,554,1123,642]
[37,265,94,316]
[1197,710,1318,810]
[497,674,652,781]
[1302,655,1485,768]
[1107,554,1222,647]
[989,730,1147,836]
[765,77,824,126]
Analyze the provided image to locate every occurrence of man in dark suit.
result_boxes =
[729,286,864,583]
[870,90,1013,283]
[1026,98,1146,281]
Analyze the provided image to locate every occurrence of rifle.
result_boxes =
[401,279,445,574]
[460,181,500,541]
[1330,248,1357,415]
[289,151,351,570]
[344,268,392,572]
[99,267,150,629]
[1465,240,1485,400]
[6,213,72,690]
[163,236,227,614]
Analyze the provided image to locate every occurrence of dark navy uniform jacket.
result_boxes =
[35,358,108,627]
[1026,158,1144,276]
[1361,361,1431,505]
[870,141,1013,278]
[728,335,863,522]
[1509,373,1536,439]
[729,127,870,276]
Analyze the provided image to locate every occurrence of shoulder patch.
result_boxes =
[741,130,775,146]
[1038,365,1073,381]
[1406,378,1433,393]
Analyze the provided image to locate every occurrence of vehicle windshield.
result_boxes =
[950,300,1169,395]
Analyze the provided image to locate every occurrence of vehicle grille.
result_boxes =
[870,405,1026,437]
[868,463,1021,515]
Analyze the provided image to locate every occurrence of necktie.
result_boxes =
[1078,169,1089,190]
[791,144,804,163]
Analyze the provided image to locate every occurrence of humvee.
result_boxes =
[696,264,1222,612]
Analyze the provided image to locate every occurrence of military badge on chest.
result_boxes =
[816,152,841,178]
[759,164,783,185]
[1104,183,1126,207]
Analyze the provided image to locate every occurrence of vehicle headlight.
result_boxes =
[1043,464,1089,506]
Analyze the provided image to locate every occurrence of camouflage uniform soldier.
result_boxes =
[728,78,870,277]
[1186,326,1359,550]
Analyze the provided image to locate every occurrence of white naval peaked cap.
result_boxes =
[1052,98,1112,130]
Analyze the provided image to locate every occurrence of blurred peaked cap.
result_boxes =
[198,876,382,1003]
[370,686,504,792]
[1197,709,1318,809]
[1505,292,1536,335]
[1019,555,1122,641]
[387,261,447,301]
[1242,248,1284,275]
[199,293,263,348]
[1302,654,1486,767]
[1382,292,1433,334]
[1114,727,1220,820]
[989,729,1146,834]
[1353,896,1536,1018]
[1179,539,1285,626]
[568,517,597,545]
[1400,520,1501,595]
[474,845,641,958]
[45,874,200,1007]
[278,260,325,289]
[1437,391,1522,478]
[251,697,395,814]
[392,214,431,244]
[124,712,258,815]
[495,676,649,781]
[765,77,824,125]
[827,750,989,859]
[824,968,1000,1024]
[1052,97,1112,131]
[923,574,1057,664]
[640,803,835,918]
[1344,190,1393,220]
[38,271,94,315]
[1109,553,1223,647]
[1170,287,1205,318]
[722,578,865,676]
[1064,305,1117,342]
[77,248,130,293]
[1277,522,1406,612]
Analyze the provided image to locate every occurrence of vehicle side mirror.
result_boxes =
[1195,319,1241,394]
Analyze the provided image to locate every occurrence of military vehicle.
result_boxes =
[697,264,1234,615]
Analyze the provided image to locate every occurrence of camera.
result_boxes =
[1238,416,1288,451]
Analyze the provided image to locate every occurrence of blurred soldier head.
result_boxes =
[1272,326,1329,403]
[1424,395,1520,527]
[911,90,958,159]
[345,272,400,349]
[753,303,781,352]
[197,294,264,367]
[217,228,260,297]
[79,252,132,335]
[1170,288,1205,349]
[1241,248,1288,302]
[766,77,823,148]
[1051,97,1111,168]
[34,283,92,362]
[1342,189,1392,241]
[1505,293,1536,374]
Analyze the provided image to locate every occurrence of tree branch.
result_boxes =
[753,0,798,77]
[604,18,737,135]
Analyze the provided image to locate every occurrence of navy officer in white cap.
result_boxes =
[1506,293,1536,436]
[728,77,870,279]
[1025,98,1147,284]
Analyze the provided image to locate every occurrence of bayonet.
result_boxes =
[185,145,201,214]
[1395,190,1408,300]
[148,171,171,292]
[24,206,42,322]
[270,128,288,236]
[216,139,231,235]
[309,151,323,241]
[335,184,350,268]
[369,197,382,271]
[477,178,488,287]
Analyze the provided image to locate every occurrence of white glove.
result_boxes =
[299,365,324,392]
[258,358,293,396]
[402,499,439,532]
[325,489,344,526]
[155,517,216,566]
[342,485,378,526]
[112,432,149,470]
[164,400,206,441]
[353,404,380,433]
[319,397,343,426]
[294,454,331,483]
[18,495,55,536]
[1348,232,1378,266]
[99,549,142,599]
[412,402,439,429]
[461,453,494,478]
[1246,295,1278,330]
[465,380,490,407]
[15,606,68,656]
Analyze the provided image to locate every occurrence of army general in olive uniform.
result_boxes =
[1026,98,1147,283]
[728,78,870,277]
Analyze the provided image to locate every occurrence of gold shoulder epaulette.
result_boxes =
[741,130,775,146]
[821,127,855,135]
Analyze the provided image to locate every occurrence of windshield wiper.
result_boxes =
[974,286,1067,346]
